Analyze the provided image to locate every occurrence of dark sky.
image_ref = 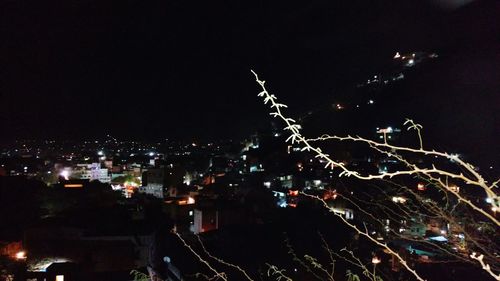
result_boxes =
[0,0,498,151]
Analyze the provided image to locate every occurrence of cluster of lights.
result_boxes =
[377,127,393,134]
[392,196,407,204]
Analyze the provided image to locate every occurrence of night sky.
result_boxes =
[1,0,499,163]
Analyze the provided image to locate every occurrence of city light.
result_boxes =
[64,184,83,188]
[392,196,407,204]
[15,251,26,260]
[449,185,460,193]
[372,256,381,264]
[60,170,70,180]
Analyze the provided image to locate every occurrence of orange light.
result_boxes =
[288,203,297,208]
[64,184,83,188]
[289,190,299,196]
[417,183,426,191]
[323,190,337,200]
[372,256,381,264]
[15,251,26,260]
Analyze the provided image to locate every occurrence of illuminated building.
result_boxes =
[77,163,111,183]
[375,126,401,143]
[58,163,111,183]
[193,208,218,234]
[140,167,167,199]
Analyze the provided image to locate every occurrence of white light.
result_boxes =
[485,197,493,204]
[15,251,26,260]
[392,196,407,204]
[97,151,104,156]
[368,99,374,104]
[56,275,64,281]
[149,152,155,156]
[60,170,70,180]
